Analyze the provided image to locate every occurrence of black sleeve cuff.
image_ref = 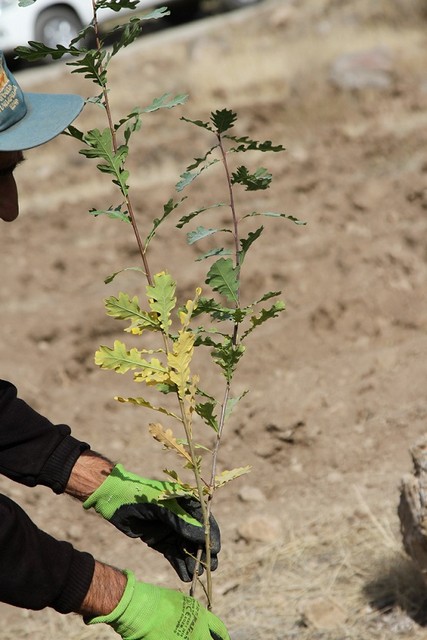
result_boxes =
[53,549,95,614]
[38,435,90,495]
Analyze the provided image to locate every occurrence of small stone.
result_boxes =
[68,524,83,541]
[300,597,347,630]
[326,471,343,484]
[330,47,394,90]
[269,6,296,28]
[237,515,282,544]
[238,485,266,503]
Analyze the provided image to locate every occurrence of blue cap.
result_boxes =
[0,51,84,151]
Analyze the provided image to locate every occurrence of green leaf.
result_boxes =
[231,166,272,191]
[212,338,245,382]
[69,25,94,48]
[146,272,176,332]
[145,197,186,249]
[211,109,237,134]
[180,116,215,133]
[156,382,177,394]
[68,49,109,84]
[16,41,81,62]
[239,226,263,264]
[95,0,140,10]
[244,211,306,225]
[255,290,282,304]
[225,135,286,153]
[110,18,144,55]
[66,125,85,142]
[187,226,231,245]
[189,297,236,322]
[80,128,129,194]
[140,7,171,20]
[242,301,286,339]
[185,145,219,172]
[176,160,219,192]
[195,401,218,431]
[176,203,226,229]
[89,204,130,223]
[225,390,249,419]
[195,248,232,262]
[206,258,239,303]
[176,170,200,192]
[18,0,36,5]
[142,93,188,113]
[104,266,145,285]
[194,334,222,348]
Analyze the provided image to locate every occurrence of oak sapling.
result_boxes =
[17,0,305,608]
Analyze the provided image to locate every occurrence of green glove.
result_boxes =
[86,570,230,640]
[83,464,221,582]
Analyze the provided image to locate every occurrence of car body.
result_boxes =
[0,0,263,55]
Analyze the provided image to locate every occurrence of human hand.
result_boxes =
[86,570,230,640]
[83,464,220,582]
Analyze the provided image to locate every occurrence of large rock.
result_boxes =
[399,434,427,581]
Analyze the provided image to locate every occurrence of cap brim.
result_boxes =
[0,92,84,151]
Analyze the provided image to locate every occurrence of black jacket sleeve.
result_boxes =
[0,381,95,612]
[0,379,90,493]
[0,494,94,612]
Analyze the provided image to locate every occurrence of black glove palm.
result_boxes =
[83,464,220,582]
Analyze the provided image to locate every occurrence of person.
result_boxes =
[0,51,230,640]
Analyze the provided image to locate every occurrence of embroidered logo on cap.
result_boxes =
[0,68,7,91]
[0,54,27,132]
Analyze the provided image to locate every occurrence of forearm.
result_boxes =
[78,561,127,617]
[66,450,114,501]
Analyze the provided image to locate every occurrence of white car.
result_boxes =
[0,0,262,54]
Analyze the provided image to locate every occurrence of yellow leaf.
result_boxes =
[167,330,195,399]
[214,466,252,489]
[149,422,193,465]
[132,357,170,384]
[115,396,182,422]
[179,287,202,328]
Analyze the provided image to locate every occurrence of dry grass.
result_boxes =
[215,505,427,639]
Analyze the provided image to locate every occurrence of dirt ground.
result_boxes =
[2,0,427,638]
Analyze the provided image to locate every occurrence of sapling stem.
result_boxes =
[209,130,241,485]
[91,0,153,286]
[217,133,241,274]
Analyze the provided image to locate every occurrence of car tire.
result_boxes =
[35,6,84,49]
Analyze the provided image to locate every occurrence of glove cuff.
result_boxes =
[85,569,135,626]
[82,463,126,518]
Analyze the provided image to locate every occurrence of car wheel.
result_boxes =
[35,7,84,49]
